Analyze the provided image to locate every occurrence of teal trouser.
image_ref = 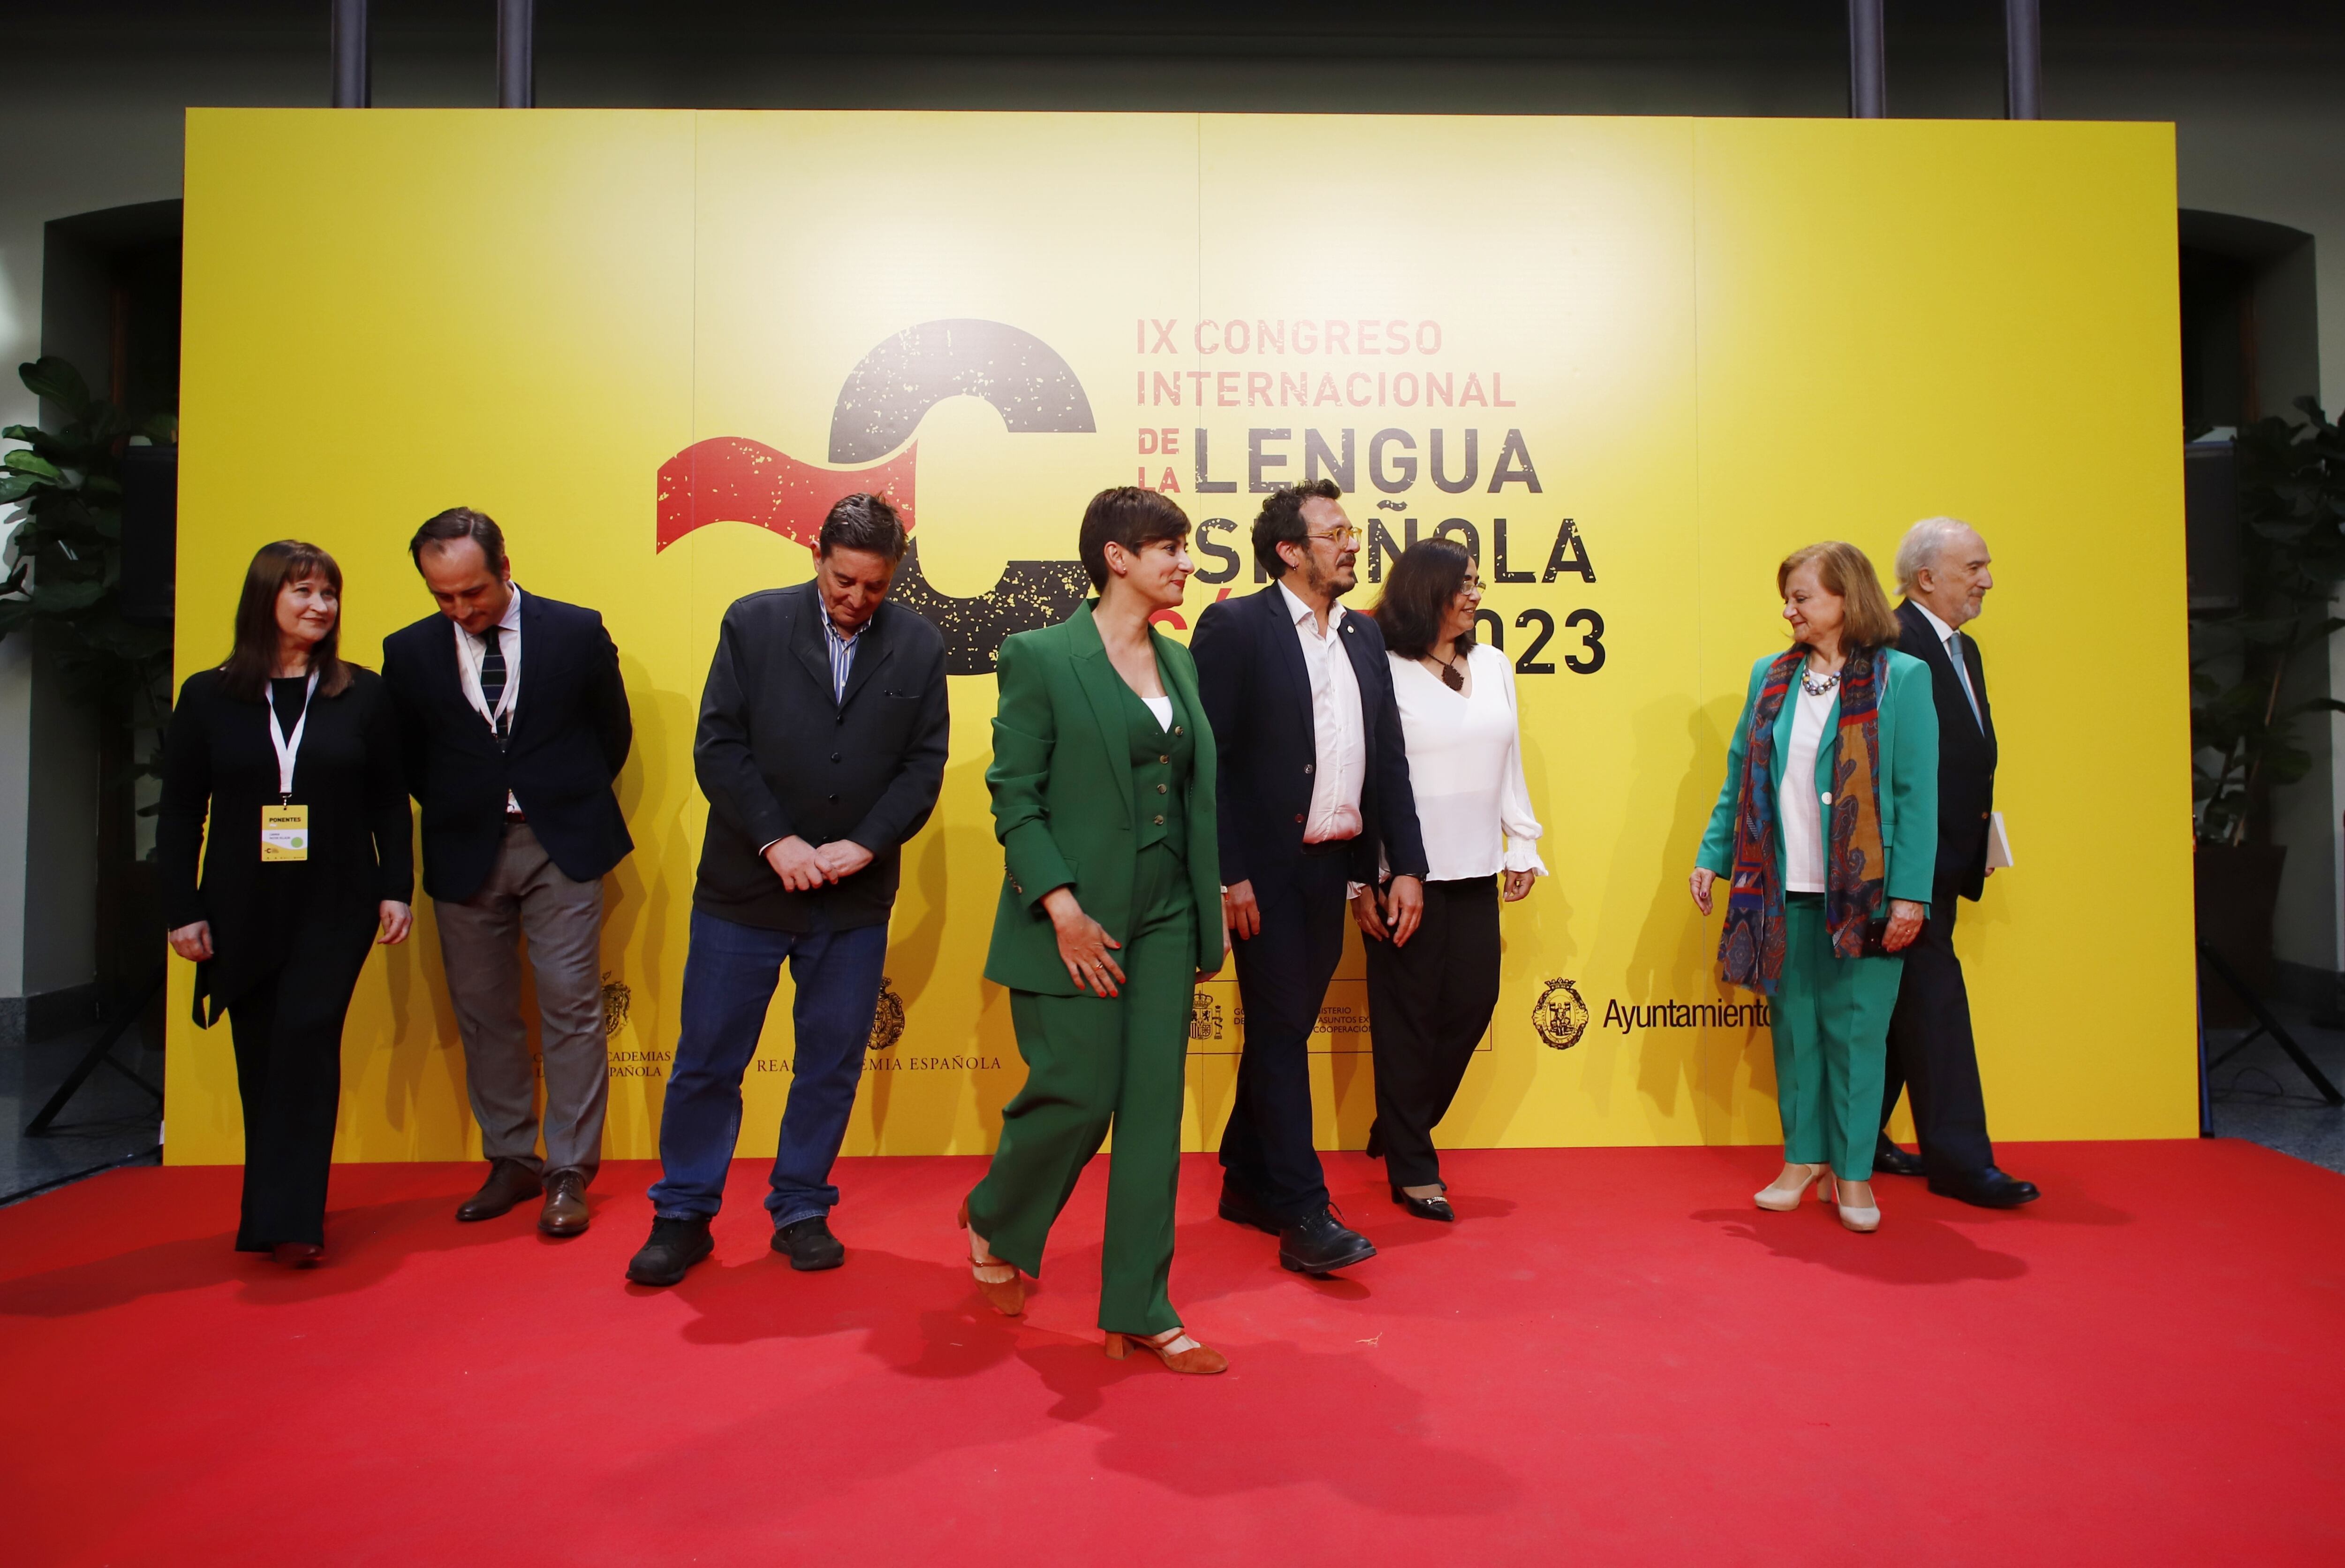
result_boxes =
[1771,894,1904,1182]
[967,843,1195,1336]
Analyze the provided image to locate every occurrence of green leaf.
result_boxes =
[0,473,35,502]
[17,357,90,414]
[2,450,62,481]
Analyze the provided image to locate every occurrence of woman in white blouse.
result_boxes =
[1355,538,1544,1221]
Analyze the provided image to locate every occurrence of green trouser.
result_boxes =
[967,843,1195,1336]
[1771,894,1904,1182]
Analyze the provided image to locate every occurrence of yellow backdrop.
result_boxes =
[165,108,2195,1165]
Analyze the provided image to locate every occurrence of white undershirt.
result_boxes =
[1141,694,1172,730]
[1277,580,1367,843]
[1779,680,1837,893]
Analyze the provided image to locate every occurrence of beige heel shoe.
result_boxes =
[1105,1326,1228,1375]
[1755,1161,1827,1212]
[1817,1174,1881,1233]
[957,1197,1025,1315]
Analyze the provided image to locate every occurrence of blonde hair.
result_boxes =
[1777,541,1899,651]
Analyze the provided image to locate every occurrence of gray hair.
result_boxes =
[1894,515,1979,596]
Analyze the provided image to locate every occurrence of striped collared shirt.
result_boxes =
[821,614,862,704]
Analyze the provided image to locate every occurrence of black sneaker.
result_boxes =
[771,1216,845,1271]
[1278,1207,1377,1276]
[625,1215,713,1287]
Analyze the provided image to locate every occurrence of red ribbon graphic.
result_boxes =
[655,438,919,553]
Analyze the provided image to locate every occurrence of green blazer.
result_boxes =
[1696,648,1939,910]
[983,603,1226,994]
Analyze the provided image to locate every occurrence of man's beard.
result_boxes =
[1301,556,1352,600]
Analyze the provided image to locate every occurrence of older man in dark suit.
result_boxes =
[628,493,949,1286]
[384,508,634,1238]
[1191,478,1428,1276]
[1875,516,2039,1208]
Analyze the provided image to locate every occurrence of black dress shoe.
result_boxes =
[1217,1184,1284,1236]
[456,1157,542,1222]
[1873,1139,1928,1179]
[1391,1185,1454,1222]
[772,1216,845,1271]
[1927,1167,2041,1209]
[1279,1208,1377,1275]
[626,1215,714,1286]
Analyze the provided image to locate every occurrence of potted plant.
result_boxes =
[0,356,178,1020]
[2189,398,2345,1016]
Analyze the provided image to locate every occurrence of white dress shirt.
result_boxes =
[453,583,523,813]
[1778,679,1836,893]
[1385,645,1546,881]
[1910,599,1983,730]
[1278,579,1367,844]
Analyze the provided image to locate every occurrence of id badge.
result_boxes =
[262,803,310,862]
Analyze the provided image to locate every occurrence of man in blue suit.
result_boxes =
[383,508,634,1238]
[1191,479,1428,1276]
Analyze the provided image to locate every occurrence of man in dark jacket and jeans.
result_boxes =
[628,494,949,1285]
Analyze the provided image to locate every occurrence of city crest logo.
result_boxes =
[1531,977,1589,1050]
[869,977,908,1052]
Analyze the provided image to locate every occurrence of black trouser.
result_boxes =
[1878,876,1997,1181]
[226,928,370,1251]
[1364,875,1502,1189]
[1219,850,1351,1222]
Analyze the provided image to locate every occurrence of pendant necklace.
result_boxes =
[1430,652,1466,691]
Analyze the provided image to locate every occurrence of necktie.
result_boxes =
[1945,630,1982,729]
[480,627,510,745]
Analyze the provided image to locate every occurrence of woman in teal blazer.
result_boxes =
[961,487,1230,1375]
[1690,542,1938,1233]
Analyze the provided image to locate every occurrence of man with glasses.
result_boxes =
[1191,478,1428,1275]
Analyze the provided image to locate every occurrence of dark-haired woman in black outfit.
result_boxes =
[159,540,413,1266]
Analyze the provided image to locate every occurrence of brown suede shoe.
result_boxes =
[539,1170,590,1237]
[455,1158,542,1222]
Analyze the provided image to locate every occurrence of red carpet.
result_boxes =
[3,1142,2342,1565]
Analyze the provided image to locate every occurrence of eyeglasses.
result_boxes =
[1304,526,1361,548]
[1455,577,1485,594]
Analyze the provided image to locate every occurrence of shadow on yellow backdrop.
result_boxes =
[166,107,2193,1166]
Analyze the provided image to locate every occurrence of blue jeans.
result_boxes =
[647,909,890,1228]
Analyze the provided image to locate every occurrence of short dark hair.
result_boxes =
[1370,537,1476,660]
[818,492,908,562]
[1251,477,1342,579]
[220,539,352,702]
[1077,486,1191,590]
[410,507,507,573]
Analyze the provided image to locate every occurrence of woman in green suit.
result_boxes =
[960,486,1230,1374]
[1690,541,1938,1233]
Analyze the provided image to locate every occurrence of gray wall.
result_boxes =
[2,5,2343,1007]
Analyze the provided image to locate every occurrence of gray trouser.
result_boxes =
[434,822,609,1180]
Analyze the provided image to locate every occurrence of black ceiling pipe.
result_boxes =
[499,0,536,109]
[330,0,369,108]
[2005,0,2042,119]
[1848,0,1885,118]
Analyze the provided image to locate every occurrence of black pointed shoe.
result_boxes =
[772,1216,846,1271]
[1391,1184,1455,1222]
[1873,1138,1928,1179]
[1278,1207,1377,1275]
[625,1215,714,1287]
[1928,1167,2041,1209]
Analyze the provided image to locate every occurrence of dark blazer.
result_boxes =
[983,603,1225,993]
[1895,598,1998,901]
[380,590,634,904]
[1189,583,1428,889]
[693,582,950,932]
[158,666,414,1025]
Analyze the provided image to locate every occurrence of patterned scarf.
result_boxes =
[1716,645,1891,994]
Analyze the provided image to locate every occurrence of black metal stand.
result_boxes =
[24,968,166,1136]
[2197,943,2345,1106]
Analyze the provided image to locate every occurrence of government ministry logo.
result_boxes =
[1188,992,1223,1041]
[1531,977,1589,1050]
[600,971,631,1037]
